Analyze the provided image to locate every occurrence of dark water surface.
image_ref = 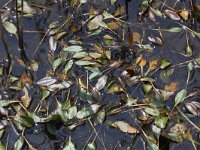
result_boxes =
[0,0,200,150]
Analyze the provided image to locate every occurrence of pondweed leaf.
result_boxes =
[110,121,139,134]
[63,137,76,150]
[165,27,182,33]
[20,115,35,128]
[3,21,17,35]
[75,60,94,66]
[0,141,5,150]
[174,89,187,107]
[76,104,100,119]
[14,136,24,150]
[155,117,168,128]
[53,57,62,71]
[87,15,108,31]
[185,101,200,116]
[37,76,57,86]
[64,60,73,74]
[144,107,160,116]
[48,81,72,91]
[86,142,96,150]
[95,75,108,90]
[164,9,180,20]
[159,59,171,69]
[63,45,83,52]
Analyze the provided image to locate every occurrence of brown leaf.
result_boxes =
[132,32,141,44]
[19,74,32,84]
[185,101,200,116]
[111,121,139,134]
[139,58,147,67]
[107,21,120,30]
[164,9,180,20]
[21,86,31,108]
[164,82,178,92]
[148,60,158,71]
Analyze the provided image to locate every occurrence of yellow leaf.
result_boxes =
[139,58,147,67]
[164,82,178,92]
[132,32,141,43]
[149,60,158,71]
[107,21,120,30]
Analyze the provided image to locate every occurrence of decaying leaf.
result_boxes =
[164,82,178,92]
[95,75,108,90]
[185,101,200,116]
[164,9,180,20]
[111,121,139,134]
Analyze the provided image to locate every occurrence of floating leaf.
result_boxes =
[49,36,57,52]
[63,137,76,150]
[144,107,160,116]
[37,76,57,86]
[174,89,187,107]
[185,101,200,116]
[20,116,35,128]
[53,58,62,71]
[14,136,24,150]
[48,81,72,91]
[87,15,108,31]
[67,106,77,119]
[63,45,83,52]
[76,104,100,119]
[3,21,17,35]
[148,36,163,45]
[95,75,108,90]
[21,86,31,108]
[164,9,180,20]
[75,60,94,66]
[159,59,171,69]
[111,0,117,5]
[179,9,189,21]
[86,142,96,150]
[110,121,139,134]
[165,27,182,33]
[155,117,168,128]
[64,60,73,75]
[164,82,178,92]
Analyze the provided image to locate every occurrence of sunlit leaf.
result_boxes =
[159,59,171,69]
[144,107,160,116]
[63,137,76,150]
[53,57,62,71]
[3,21,17,35]
[14,136,24,150]
[164,82,178,92]
[87,15,108,31]
[185,101,200,116]
[164,9,180,20]
[174,89,187,107]
[63,45,83,52]
[95,75,108,90]
[76,104,101,119]
[110,121,139,134]
[37,76,57,86]
[86,142,96,150]
[155,117,168,128]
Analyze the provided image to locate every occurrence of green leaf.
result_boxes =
[63,137,76,150]
[174,89,187,107]
[3,21,17,35]
[63,45,83,52]
[64,60,73,74]
[111,0,117,5]
[0,100,15,107]
[87,15,108,31]
[165,27,182,33]
[73,52,87,59]
[76,104,101,119]
[140,77,156,82]
[159,59,171,69]
[20,115,35,128]
[195,56,200,66]
[155,117,168,128]
[75,60,94,66]
[53,58,62,71]
[67,106,77,119]
[86,142,96,150]
[80,0,87,4]
[144,107,160,116]
[14,136,24,150]
[0,141,6,150]
[41,90,50,100]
